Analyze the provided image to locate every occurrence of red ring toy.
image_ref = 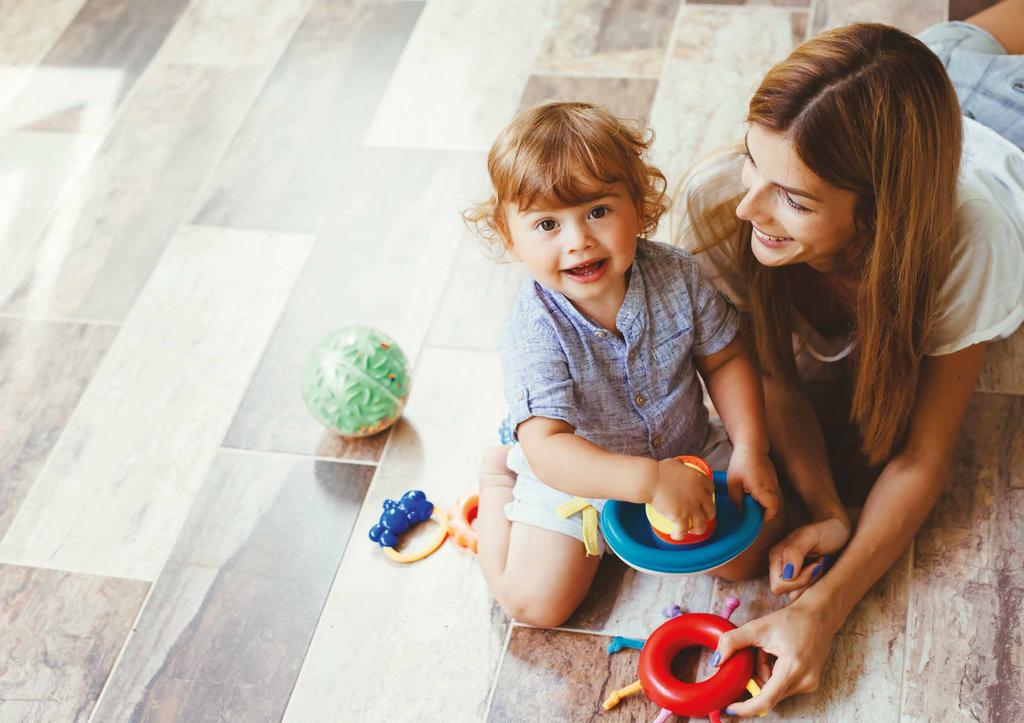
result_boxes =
[447,491,479,553]
[638,612,754,717]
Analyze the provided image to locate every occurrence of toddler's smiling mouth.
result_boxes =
[562,258,608,283]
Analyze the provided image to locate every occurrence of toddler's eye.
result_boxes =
[537,219,557,231]
[589,205,610,219]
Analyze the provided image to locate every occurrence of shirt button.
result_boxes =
[635,394,646,407]
[653,435,662,448]
[595,331,607,339]
[517,390,525,401]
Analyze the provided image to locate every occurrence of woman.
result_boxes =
[677,2,1024,716]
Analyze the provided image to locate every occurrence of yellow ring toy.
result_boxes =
[447,491,479,553]
[382,508,449,563]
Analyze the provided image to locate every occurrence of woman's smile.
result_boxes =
[752,224,795,248]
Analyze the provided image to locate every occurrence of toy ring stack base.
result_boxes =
[601,472,763,575]
[383,509,449,563]
[639,613,754,717]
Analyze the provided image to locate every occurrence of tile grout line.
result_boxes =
[0,312,122,327]
[219,444,380,467]
[482,621,516,721]
[897,541,916,722]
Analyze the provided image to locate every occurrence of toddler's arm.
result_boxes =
[696,335,782,519]
[518,416,716,535]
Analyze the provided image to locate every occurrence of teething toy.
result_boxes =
[368,490,448,563]
[447,491,479,553]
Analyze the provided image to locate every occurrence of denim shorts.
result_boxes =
[917,21,1024,148]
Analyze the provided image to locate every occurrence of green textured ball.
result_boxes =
[300,327,410,438]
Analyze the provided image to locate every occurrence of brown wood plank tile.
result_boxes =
[903,392,1023,721]
[489,627,666,721]
[565,556,716,639]
[977,328,1024,395]
[0,564,149,722]
[948,0,1001,22]
[519,75,660,126]
[0,0,191,131]
[0,319,117,538]
[534,0,680,78]
[1,63,265,320]
[191,0,423,233]
[222,149,481,460]
[91,450,373,721]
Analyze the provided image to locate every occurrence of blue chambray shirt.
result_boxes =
[500,238,739,460]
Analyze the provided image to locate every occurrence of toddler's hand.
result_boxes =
[726,446,782,520]
[650,458,716,538]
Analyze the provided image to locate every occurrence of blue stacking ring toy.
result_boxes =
[601,472,763,575]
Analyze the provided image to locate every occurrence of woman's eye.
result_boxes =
[589,205,609,219]
[538,219,557,231]
[780,189,810,213]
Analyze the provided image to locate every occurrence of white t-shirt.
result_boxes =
[676,117,1024,360]
[929,117,1024,355]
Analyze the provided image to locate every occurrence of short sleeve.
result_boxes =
[500,322,577,436]
[686,258,740,356]
[927,196,1024,355]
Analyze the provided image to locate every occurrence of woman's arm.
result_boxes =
[716,342,987,716]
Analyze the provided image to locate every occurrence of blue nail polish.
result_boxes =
[725,707,737,716]
[782,562,794,580]
[811,563,823,576]
[822,554,831,568]
[711,650,721,667]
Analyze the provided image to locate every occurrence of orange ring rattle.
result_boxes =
[645,455,716,544]
[447,491,479,553]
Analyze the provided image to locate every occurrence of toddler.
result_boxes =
[465,102,782,627]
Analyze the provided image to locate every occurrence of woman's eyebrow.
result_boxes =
[744,133,822,202]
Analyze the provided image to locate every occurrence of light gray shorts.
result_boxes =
[918,21,1024,148]
[504,424,734,555]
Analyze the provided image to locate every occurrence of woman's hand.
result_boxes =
[713,593,842,717]
[725,445,782,521]
[769,516,850,600]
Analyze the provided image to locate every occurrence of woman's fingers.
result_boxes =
[714,618,762,665]
[725,659,792,717]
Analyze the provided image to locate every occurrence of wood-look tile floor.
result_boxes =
[0,1,1017,721]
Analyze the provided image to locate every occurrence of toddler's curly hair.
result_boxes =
[463,102,669,256]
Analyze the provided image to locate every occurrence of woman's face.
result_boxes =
[737,123,861,274]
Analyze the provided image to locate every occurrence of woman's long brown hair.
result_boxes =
[689,24,963,464]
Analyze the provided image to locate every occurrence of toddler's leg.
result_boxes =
[476,446,601,627]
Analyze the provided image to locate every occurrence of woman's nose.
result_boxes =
[735,184,768,225]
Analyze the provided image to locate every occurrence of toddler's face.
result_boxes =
[504,181,641,308]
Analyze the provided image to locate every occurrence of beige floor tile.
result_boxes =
[154,0,312,67]
[283,348,508,723]
[518,75,660,125]
[0,226,314,581]
[0,130,101,299]
[364,0,553,151]
[191,0,423,232]
[223,149,482,459]
[1,63,264,320]
[0,0,191,132]
[647,6,808,195]
[811,0,947,35]
[0,0,87,114]
[426,236,528,351]
[533,0,679,79]
[92,451,373,721]
[0,319,116,539]
[0,563,149,723]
